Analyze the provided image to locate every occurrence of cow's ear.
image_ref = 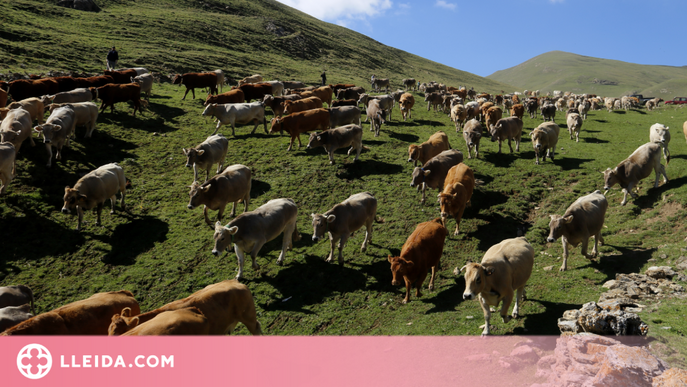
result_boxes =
[129,316,140,328]
[111,313,120,322]
[326,214,336,223]
[310,213,318,220]
[53,125,62,132]
[120,307,132,317]
[196,149,205,156]
[316,136,321,141]
[484,266,495,276]
[387,255,393,263]
[215,221,223,232]
[564,215,574,224]
[64,186,71,192]
[33,126,42,133]
[423,169,431,176]
[202,184,211,191]
[457,265,467,274]
[549,214,557,220]
[182,148,188,155]
[227,226,239,235]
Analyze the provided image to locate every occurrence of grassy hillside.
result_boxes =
[0,0,513,92]
[488,51,687,98]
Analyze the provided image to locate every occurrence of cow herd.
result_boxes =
[0,68,685,336]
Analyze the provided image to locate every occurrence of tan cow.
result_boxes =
[188,164,251,226]
[270,108,330,150]
[399,93,415,121]
[510,103,524,120]
[388,218,447,304]
[489,116,523,154]
[0,285,34,313]
[44,87,98,105]
[1,290,140,335]
[408,131,451,166]
[462,119,483,159]
[311,86,333,107]
[281,96,323,116]
[238,74,263,86]
[438,163,474,235]
[131,74,154,100]
[47,101,99,138]
[213,198,299,279]
[451,104,467,132]
[649,123,671,164]
[306,124,363,164]
[0,108,35,153]
[547,190,608,271]
[485,106,503,131]
[6,97,45,124]
[34,106,76,167]
[62,163,128,231]
[182,134,229,182]
[0,142,16,194]
[566,112,583,142]
[683,120,687,145]
[530,122,559,165]
[109,280,261,335]
[311,192,378,266]
[328,106,361,127]
[603,142,668,205]
[457,237,534,335]
[120,307,210,335]
[366,99,386,137]
[409,149,463,204]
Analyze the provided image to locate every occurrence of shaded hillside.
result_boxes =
[0,0,513,92]
[488,51,687,97]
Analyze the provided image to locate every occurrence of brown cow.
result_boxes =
[97,83,143,116]
[408,131,451,166]
[281,96,323,116]
[336,87,366,101]
[237,82,273,102]
[172,72,218,100]
[6,97,45,125]
[104,69,138,84]
[510,103,524,120]
[120,307,210,335]
[485,106,503,131]
[329,84,356,94]
[270,108,329,151]
[51,76,79,93]
[438,163,474,235]
[262,94,301,117]
[311,86,333,107]
[74,75,115,89]
[409,149,464,206]
[490,116,523,154]
[0,87,8,108]
[603,142,668,205]
[399,93,415,121]
[7,79,58,102]
[388,218,447,304]
[187,164,251,226]
[204,89,245,106]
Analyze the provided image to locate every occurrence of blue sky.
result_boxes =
[277,0,687,77]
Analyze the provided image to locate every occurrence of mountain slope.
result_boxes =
[0,0,513,92]
[488,51,687,97]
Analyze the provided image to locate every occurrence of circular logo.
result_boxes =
[17,344,52,380]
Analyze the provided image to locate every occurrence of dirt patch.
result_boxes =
[646,201,685,225]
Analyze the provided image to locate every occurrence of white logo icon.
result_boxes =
[17,344,52,379]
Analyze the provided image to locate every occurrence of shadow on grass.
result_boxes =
[587,245,657,281]
[100,215,169,265]
[336,159,403,179]
[612,110,626,115]
[558,157,594,171]
[414,119,446,127]
[471,211,524,253]
[483,150,519,168]
[581,137,609,144]
[630,109,647,115]
[250,179,271,198]
[422,274,465,314]
[521,299,583,335]
[388,131,419,143]
[633,176,687,209]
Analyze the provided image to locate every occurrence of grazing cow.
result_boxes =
[45,88,98,105]
[649,123,671,164]
[108,280,261,335]
[307,124,364,164]
[131,73,153,100]
[270,108,329,150]
[525,99,538,119]
[119,307,210,336]
[424,92,444,112]
[262,94,301,117]
[172,73,218,100]
[530,122,560,165]
[399,92,415,121]
[328,106,361,127]
[187,164,251,226]
[6,97,45,125]
[450,104,467,131]
[336,87,366,101]
[547,190,608,271]
[540,103,556,122]
[212,198,300,279]
[202,102,266,136]
[388,218,447,304]
[74,75,115,89]
[490,116,523,154]
[237,74,263,86]
[402,78,417,91]
[104,69,139,84]
[462,119,483,159]
[603,142,669,205]
[0,285,34,313]
[366,99,386,137]
[0,304,33,332]
[47,101,99,138]
[457,237,534,335]
[205,89,246,106]
[0,142,16,194]
[33,106,76,167]
[566,112,583,142]
[311,192,378,265]
[408,131,451,166]
[409,149,463,204]
[2,290,139,335]
[331,99,357,108]
[281,96,323,116]
[182,134,229,182]
[62,163,128,231]
[0,108,35,153]
[510,103,525,120]
[238,82,277,102]
[485,106,503,131]
[7,79,59,102]
[371,78,390,92]
[96,83,143,116]
[438,163,474,235]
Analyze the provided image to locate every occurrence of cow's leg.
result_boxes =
[590,233,600,258]
[361,217,373,252]
[499,289,515,324]
[250,119,259,134]
[109,195,117,214]
[287,136,294,151]
[659,164,668,185]
[191,88,196,100]
[580,235,591,259]
[512,287,524,319]
[234,244,246,280]
[217,204,226,222]
[401,277,412,304]
[120,188,126,211]
[515,138,520,152]
[559,236,569,271]
[262,117,268,134]
[212,121,223,136]
[498,140,502,154]
[535,149,540,165]
[45,144,53,168]
[337,233,348,266]
[420,183,426,204]
[325,234,338,263]
[229,200,236,218]
[508,138,514,153]
[76,206,84,231]
[475,143,480,159]
[428,264,438,291]
[328,149,335,164]
[181,88,189,100]
[278,223,295,265]
[95,203,103,226]
[249,240,266,271]
[478,295,492,336]
[205,167,210,183]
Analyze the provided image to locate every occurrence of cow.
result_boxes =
[328,106,361,127]
[490,116,523,154]
[388,218,447,304]
[540,103,556,122]
[366,99,386,137]
[205,89,246,106]
[182,134,229,182]
[0,285,34,313]
[547,190,608,271]
[307,124,363,165]
[33,105,76,167]
[465,101,480,121]
[62,163,128,231]
[578,100,591,119]
[399,92,415,121]
[47,101,99,138]
[5,97,45,125]
[74,75,115,89]
[212,198,300,279]
[409,149,463,204]
[329,84,356,95]
[1,290,140,335]
[371,78,390,92]
[424,92,443,112]
[649,123,671,164]
[683,120,687,145]
[237,74,263,86]
[238,82,278,102]
[457,237,534,335]
[566,112,583,142]
[265,80,284,96]
[408,131,451,167]
[0,87,7,109]
[310,86,333,107]
[603,142,669,205]
[450,104,466,131]
[530,122,560,165]
[311,192,378,266]
[0,108,35,153]
[213,69,225,93]
[402,78,417,91]
[0,304,33,332]
[104,69,139,84]
[96,83,143,116]
[0,142,16,194]
[131,73,153,100]
[510,103,524,120]
[172,72,218,100]
[438,162,474,235]
[202,101,266,136]
[262,94,300,116]
[115,67,148,76]
[188,164,251,226]
[270,108,329,150]
[525,99,538,119]
[462,119,483,159]
[118,307,210,335]
[281,96,323,116]
[7,79,59,102]
[360,94,394,121]
[485,106,503,131]
[331,99,357,108]
[336,87,366,101]
[44,87,98,105]
[108,280,261,335]
[282,80,306,89]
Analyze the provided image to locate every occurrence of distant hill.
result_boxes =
[0,0,513,92]
[487,51,687,97]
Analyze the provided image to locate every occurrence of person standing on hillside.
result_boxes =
[321,71,326,86]
[106,46,119,70]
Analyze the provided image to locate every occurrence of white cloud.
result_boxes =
[399,3,410,9]
[278,0,393,21]
[435,0,456,10]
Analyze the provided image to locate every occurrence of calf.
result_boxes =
[62,163,128,231]
[0,108,35,153]
[172,72,218,100]
[0,304,33,332]
[182,134,229,182]
[188,164,251,226]
[0,142,16,194]
[131,74,153,100]
[205,89,246,106]
[489,116,523,154]
[307,124,363,164]
[530,122,559,165]
[33,105,76,167]
[547,190,608,271]
[649,123,671,164]
[566,112,583,142]
[438,163,474,235]
[603,142,669,205]
[457,237,534,335]
[409,150,464,204]
[0,285,34,313]
[97,83,143,116]
[311,192,378,266]
[212,198,300,279]
[282,96,323,116]
[408,131,451,166]
[270,108,329,150]
[388,218,447,304]
[399,92,415,121]
[462,119,483,159]
[328,106,361,127]
[6,97,45,124]
[202,102,266,136]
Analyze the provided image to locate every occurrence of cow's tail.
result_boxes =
[125,178,133,190]
[474,179,485,186]
[292,221,301,242]
[361,145,371,151]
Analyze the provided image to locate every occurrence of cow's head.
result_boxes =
[438,184,465,221]
[0,129,22,144]
[547,214,573,243]
[187,181,210,209]
[62,186,86,214]
[89,87,98,100]
[201,103,216,118]
[463,128,481,148]
[34,124,62,144]
[603,167,619,192]
[269,117,282,134]
[489,122,501,141]
[530,129,545,151]
[108,307,138,336]
[172,74,182,85]
[182,148,204,168]
[357,94,369,106]
[212,221,238,255]
[407,145,420,163]
[388,255,412,286]
[652,124,669,143]
[306,132,325,149]
[409,167,430,190]
[459,262,494,300]
[311,213,335,242]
